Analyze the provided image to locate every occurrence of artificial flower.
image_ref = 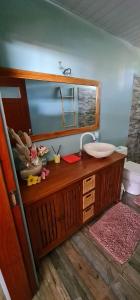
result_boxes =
[27,175,41,186]
[37,145,49,157]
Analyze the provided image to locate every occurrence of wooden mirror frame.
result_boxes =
[0,67,100,141]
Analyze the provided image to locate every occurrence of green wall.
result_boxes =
[0,0,140,156]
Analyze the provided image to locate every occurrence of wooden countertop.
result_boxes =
[20,152,125,206]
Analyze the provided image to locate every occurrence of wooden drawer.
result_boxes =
[83,175,95,194]
[83,205,94,223]
[83,190,95,209]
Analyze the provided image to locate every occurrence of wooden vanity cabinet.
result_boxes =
[25,181,82,260]
[21,152,125,262]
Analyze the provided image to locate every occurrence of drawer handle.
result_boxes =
[86,193,92,199]
[85,206,92,212]
[86,178,92,182]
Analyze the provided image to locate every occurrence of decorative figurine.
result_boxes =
[9,128,50,184]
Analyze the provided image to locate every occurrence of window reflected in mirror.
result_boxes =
[0,87,21,98]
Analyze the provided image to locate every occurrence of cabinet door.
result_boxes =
[62,181,82,235]
[95,160,124,216]
[25,181,82,261]
[26,193,62,260]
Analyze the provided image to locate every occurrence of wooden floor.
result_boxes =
[33,194,140,300]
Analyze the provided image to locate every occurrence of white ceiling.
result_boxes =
[49,0,140,49]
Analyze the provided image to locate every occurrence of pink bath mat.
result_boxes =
[133,197,140,207]
[89,203,140,264]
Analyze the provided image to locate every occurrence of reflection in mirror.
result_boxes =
[0,68,100,141]
[0,87,21,98]
[25,80,97,135]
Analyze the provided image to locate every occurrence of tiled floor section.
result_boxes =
[33,193,140,300]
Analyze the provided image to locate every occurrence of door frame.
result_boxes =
[0,162,32,300]
[0,99,38,298]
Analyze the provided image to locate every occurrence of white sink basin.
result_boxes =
[84,142,116,158]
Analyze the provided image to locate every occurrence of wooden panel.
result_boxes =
[26,193,60,260]
[0,165,32,300]
[83,190,95,209]
[83,205,94,223]
[95,160,124,216]
[83,175,95,194]
[63,181,82,232]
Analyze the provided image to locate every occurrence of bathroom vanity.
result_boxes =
[20,152,125,263]
[0,67,125,263]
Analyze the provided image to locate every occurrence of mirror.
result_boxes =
[0,68,100,141]
[26,80,97,133]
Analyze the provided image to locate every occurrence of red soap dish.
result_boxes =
[62,154,81,163]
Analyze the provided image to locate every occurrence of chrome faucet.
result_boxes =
[80,132,96,155]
